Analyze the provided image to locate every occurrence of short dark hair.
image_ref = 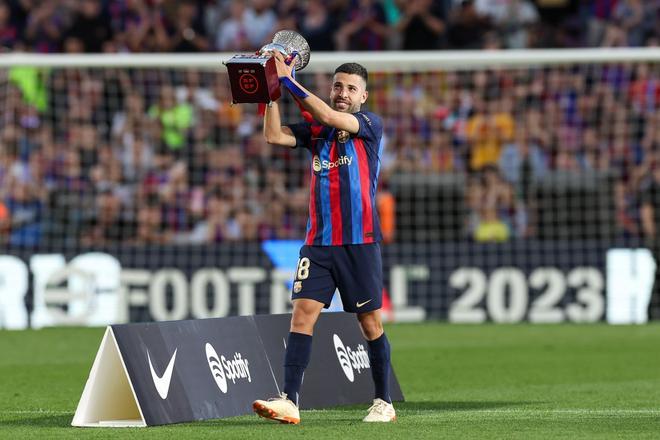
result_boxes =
[334,63,368,87]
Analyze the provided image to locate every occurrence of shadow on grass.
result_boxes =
[0,401,536,429]
[191,400,538,427]
[0,414,73,428]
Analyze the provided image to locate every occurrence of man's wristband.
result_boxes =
[280,76,308,99]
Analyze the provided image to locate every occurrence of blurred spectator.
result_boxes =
[243,0,277,48]
[23,0,69,53]
[9,66,48,112]
[394,0,446,50]
[601,0,644,47]
[5,180,43,246]
[83,188,124,245]
[259,200,291,240]
[628,63,660,116]
[48,147,95,242]
[580,0,617,47]
[429,129,456,172]
[377,189,396,243]
[466,97,515,171]
[233,207,260,240]
[447,0,492,49]
[66,0,112,53]
[335,0,389,51]
[298,0,335,51]
[135,193,168,243]
[109,0,166,52]
[475,0,539,48]
[499,128,548,185]
[0,1,19,50]
[71,124,100,175]
[215,0,251,51]
[274,0,302,37]
[148,85,193,152]
[467,166,514,242]
[159,160,193,241]
[203,189,232,242]
[0,200,9,243]
[161,0,209,52]
[176,69,216,113]
[577,127,609,171]
[120,132,153,185]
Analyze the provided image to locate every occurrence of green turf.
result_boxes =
[1,323,660,439]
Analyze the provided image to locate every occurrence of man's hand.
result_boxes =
[270,51,295,79]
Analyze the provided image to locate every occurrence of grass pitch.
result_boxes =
[1,323,660,439]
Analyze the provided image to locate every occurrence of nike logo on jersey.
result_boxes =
[356,299,372,308]
[147,348,178,400]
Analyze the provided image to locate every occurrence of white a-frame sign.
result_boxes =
[72,327,146,427]
[71,315,404,428]
[71,317,283,427]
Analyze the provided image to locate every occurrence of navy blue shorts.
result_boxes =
[291,243,383,313]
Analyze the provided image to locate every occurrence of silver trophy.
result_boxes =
[260,30,311,71]
[225,30,311,103]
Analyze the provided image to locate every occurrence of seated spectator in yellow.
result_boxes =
[474,217,510,242]
[466,97,514,170]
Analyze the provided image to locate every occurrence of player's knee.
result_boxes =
[290,314,314,333]
[357,313,383,340]
[290,301,321,333]
[362,323,383,340]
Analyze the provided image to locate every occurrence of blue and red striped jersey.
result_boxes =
[288,111,384,246]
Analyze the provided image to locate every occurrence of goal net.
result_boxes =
[0,49,658,328]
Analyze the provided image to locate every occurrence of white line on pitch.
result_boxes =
[0,410,71,415]
[409,408,660,416]
[306,408,660,415]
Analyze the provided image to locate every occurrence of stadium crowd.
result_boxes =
[0,0,658,53]
[0,0,659,246]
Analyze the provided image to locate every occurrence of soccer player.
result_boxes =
[252,51,395,424]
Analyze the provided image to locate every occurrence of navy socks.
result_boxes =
[283,331,391,405]
[283,332,312,405]
[367,332,391,403]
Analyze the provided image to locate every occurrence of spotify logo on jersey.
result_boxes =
[312,155,353,173]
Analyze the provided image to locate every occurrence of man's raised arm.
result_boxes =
[270,52,360,134]
[263,100,297,147]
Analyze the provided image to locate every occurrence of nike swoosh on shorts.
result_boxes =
[356,299,372,308]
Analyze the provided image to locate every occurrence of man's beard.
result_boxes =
[332,99,358,113]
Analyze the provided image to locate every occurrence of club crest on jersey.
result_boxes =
[313,156,322,172]
[293,281,302,293]
[336,130,349,143]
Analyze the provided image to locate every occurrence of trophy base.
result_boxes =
[225,55,281,104]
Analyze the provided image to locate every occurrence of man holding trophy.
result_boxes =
[227,30,395,424]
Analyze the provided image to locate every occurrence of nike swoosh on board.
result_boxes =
[147,348,178,400]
